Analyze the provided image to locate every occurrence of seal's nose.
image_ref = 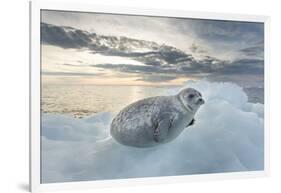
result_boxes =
[198,98,205,104]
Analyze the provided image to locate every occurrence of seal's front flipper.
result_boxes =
[187,118,195,127]
[153,119,172,143]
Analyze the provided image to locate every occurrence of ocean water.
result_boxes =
[42,84,179,118]
[42,84,263,118]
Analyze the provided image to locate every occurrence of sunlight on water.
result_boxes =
[42,84,179,118]
[42,84,263,118]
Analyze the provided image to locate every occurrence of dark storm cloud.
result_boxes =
[94,58,263,77]
[169,18,264,60]
[240,40,264,57]
[180,19,264,44]
[41,22,195,66]
[41,23,92,49]
[240,46,263,56]
[41,22,264,84]
[218,59,264,75]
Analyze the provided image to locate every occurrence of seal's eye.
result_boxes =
[188,94,195,99]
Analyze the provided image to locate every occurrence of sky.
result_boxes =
[41,10,264,87]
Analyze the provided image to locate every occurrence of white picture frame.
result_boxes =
[30,0,270,192]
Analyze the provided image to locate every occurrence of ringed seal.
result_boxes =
[110,88,204,148]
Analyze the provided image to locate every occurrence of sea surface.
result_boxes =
[42,84,264,118]
[42,84,177,118]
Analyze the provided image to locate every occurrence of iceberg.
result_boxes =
[41,80,264,183]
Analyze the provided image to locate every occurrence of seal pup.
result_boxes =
[110,88,204,148]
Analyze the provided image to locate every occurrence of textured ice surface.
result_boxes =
[41,81,264,183]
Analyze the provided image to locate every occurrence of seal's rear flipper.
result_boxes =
[187,118,195,127]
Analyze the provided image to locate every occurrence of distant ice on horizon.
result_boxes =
[41,80,264,183]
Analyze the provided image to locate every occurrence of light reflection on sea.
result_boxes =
[42,84,179,118]
[42,84,263,118]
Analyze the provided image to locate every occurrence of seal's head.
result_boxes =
[178,88,204,112]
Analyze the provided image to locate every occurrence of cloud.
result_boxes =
[41,22,194,66]
[42,71,96,76]
[190,43,207,54]
[41,21,264,87]
[240,41,264,58]
[175,19,264,47]
[41,80,264,183]
[41,10,264,60]
[41,23,92,49]
[93,58,263,77]
[166,18,264,59]
[136,75,178,82]
[218,59,264,75]
[93,63,161,73]
[241,46,263,56]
